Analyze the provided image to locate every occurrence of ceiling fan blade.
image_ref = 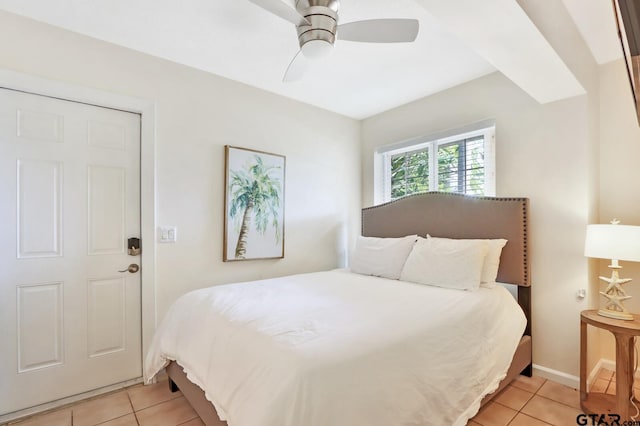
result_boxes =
[337,19,419,43]
[283,50,309,82]
[248,0,310,26]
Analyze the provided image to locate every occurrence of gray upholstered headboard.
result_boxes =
[361,192,530,287]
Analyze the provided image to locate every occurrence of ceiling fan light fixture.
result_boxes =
[247,0,420,82]
[301,39,333,59]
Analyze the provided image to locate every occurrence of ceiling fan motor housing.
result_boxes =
[295,0,340,54]
[295,0,339,12]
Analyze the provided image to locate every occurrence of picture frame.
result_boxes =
[223,145,286,261]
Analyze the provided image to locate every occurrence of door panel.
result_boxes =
[87,277,126,357]
[0,88,141,415]
[17,160,63,258]
[17,282,64,372]
[88,165,126,255]
[87,120,127,151]
[16,109,64,143]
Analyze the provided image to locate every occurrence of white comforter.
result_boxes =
[145,269,526,426]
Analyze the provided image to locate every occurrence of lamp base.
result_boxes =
[598,264,634,321]
[597,308,634,321]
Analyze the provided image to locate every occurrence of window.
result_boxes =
[376,126,495,203]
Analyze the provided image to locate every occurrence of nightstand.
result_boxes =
[580,309,640,419]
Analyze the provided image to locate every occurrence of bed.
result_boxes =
[145,192,532,426]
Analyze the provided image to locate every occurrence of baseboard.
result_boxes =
[0,377,143,424]
[532,364,580,389]
[534,357,631,393]
[586,358,612,390]
[589,358,640,379]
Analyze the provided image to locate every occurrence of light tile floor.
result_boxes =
[2,377,203,426]
[469,368,640,426]
[1,369,633,426]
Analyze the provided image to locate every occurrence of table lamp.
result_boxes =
[584,220,640,320]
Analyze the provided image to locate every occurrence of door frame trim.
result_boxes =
[0,69,157,381]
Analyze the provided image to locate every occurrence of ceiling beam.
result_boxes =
[415,0,585,104]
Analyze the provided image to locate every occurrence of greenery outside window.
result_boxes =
[376,126,495,203]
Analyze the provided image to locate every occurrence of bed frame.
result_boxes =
[166,191,532,425]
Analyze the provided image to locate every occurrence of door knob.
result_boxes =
[118,264,140,273]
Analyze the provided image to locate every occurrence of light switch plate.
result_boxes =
[158,226,177,243]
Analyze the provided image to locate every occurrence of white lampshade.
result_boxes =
[584,224,640,262]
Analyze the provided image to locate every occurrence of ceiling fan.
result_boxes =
[248,0,420,82]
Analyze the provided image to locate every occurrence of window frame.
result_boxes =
[375,126,495,204]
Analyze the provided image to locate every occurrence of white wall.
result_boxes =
[361,0,601,379]
[598,59,640,360]
[0,10,361,322]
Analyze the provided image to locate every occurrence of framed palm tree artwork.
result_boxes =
[223,146,285,261]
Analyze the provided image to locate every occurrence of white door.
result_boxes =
[0,88,142,415]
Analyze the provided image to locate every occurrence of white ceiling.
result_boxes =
[0,0,622,119]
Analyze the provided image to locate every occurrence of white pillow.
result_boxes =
[350,235,418,280]
[400,237,488,290]
[427,236,507,287]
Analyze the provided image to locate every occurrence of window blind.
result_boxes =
[437,135,485,195]
[381,127,493,202]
